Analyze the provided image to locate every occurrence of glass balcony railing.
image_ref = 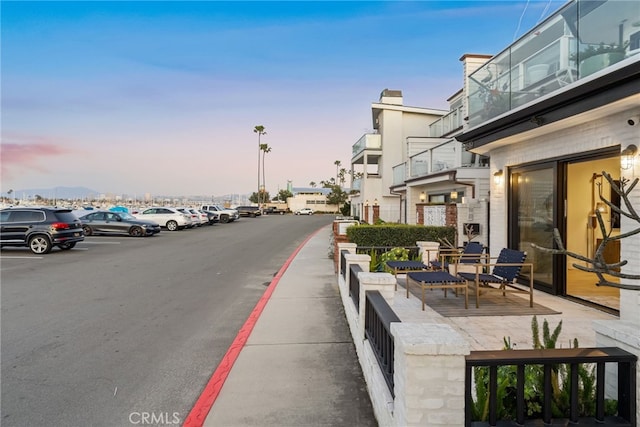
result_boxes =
[392,163,406,186]
[352,133,382,157]
[429,106,463,137]
[467,0,640,127]
[408,140,488,179]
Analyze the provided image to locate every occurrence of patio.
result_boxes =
[390,274,617,352]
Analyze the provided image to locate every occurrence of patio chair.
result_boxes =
[430,241,485,272]
[416,241,440,265]
[457,248,533,308]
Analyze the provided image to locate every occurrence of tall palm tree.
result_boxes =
[253,126,266,206]
[260,143,271,208]
[334,160,341,184]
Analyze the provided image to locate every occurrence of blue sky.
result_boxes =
[1,0,565,198]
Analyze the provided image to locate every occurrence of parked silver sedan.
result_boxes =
[78,211,161,237]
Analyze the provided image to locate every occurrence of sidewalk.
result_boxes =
[189,225,619,427]
[199,225,377,426]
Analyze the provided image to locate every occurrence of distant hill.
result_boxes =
[12,186,101,200]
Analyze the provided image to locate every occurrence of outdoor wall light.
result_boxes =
[493,169,504,185]
[595,201,608,214]
[450,191,458,200]
[621,144,638,170]
[373,198,378,206]
[419,191,426,202]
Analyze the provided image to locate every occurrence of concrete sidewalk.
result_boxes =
[202,226,377,426]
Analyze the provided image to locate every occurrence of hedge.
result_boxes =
[345,223,455,247]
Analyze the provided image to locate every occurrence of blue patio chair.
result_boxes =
[430,241,485,272]
[457,247,533,308]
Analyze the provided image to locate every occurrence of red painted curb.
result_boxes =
[183,227,324,427]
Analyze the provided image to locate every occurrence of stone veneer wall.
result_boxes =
[338,243,470,426]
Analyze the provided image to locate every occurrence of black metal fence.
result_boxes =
[356,246,420,260]
[364,290,401,398]
[349,264,362,310]
[340,249,348,279]
[465,347,637,426]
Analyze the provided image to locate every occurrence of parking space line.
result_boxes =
[0,256,44,259]
[80,241,121,244]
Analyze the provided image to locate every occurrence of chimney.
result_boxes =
[379,89,403,105]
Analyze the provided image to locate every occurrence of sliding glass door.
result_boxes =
[510,164,556,289]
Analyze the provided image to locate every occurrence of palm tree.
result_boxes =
[338,168,347,186]
[253,126,267,206]
[309,181,316,188]
[260,143,271,211]
[334,160,341,184]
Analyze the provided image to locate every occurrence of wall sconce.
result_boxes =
[493,169,504,185]
[621,144,637,170]
[419,191,426,202]
[595,202,608,214]
[450,191,458,200]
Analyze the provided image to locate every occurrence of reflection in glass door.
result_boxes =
[511,166,555,288]
[566,158,620,310]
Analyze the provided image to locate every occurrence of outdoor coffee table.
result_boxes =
[406,271,468,310]
[385,260,429,290]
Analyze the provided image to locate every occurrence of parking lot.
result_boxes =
[1,214,334,427]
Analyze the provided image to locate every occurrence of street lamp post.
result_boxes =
[253,125,267,206]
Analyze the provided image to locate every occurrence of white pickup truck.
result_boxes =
[200,205,240,224]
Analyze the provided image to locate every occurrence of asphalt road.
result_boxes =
[1,213,334,426]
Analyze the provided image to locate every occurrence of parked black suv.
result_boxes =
[235,206,262,217]
[0,207,84,254]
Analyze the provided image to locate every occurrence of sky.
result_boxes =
[1,0,566,199]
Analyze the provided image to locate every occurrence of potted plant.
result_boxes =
[574,41,628,77]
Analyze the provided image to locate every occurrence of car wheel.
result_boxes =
[130,226,143,237]
[29,235,52,254]
[166,220,178,231]
[220,215,229,223]
[82,225,93,236]
[58,242,76,250]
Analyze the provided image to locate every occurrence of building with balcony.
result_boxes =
[388,54,493,247]
[455,0,639,396]
[349,89,447,223]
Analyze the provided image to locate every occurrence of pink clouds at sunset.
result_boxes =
[1,135,73,180]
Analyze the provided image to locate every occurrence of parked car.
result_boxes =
[201,210,219,224]
[200,205,239,223]
[294,208,314,215]
[133,207,191,231]
[191,209,210,226]
[78,210,160,237]
[175,207,199,227]
[235,206,262,217]
[0,207,84,254]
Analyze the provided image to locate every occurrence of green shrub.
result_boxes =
[346,223,455,247]
[471,316,618,421]
[376,247,410,272]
